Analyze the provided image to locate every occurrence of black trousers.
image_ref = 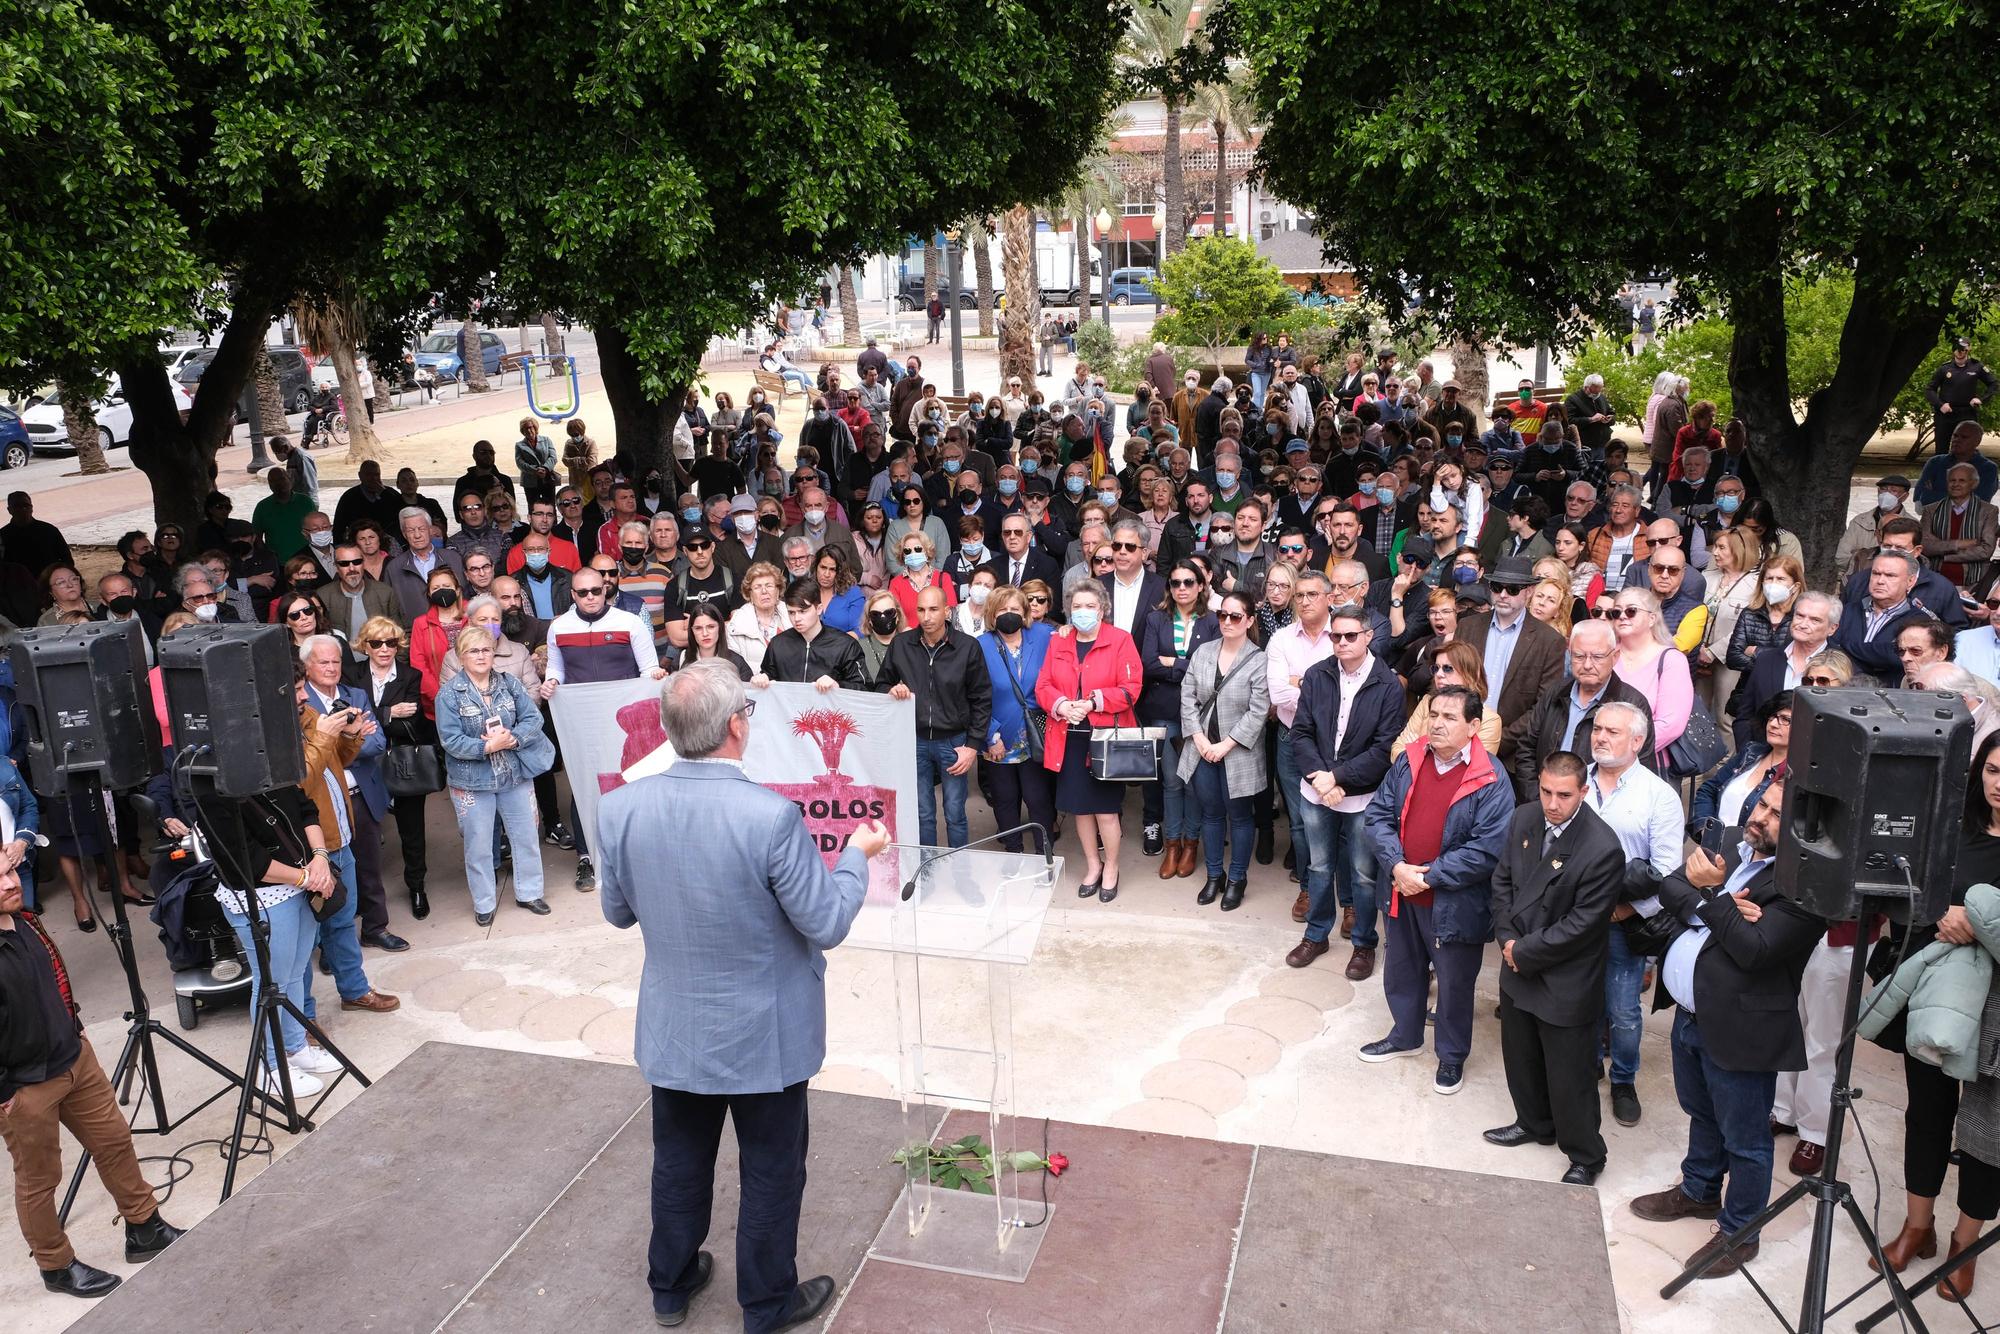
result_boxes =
[390,793,428,893]
[1904,1051,2000,1218]
[1499,991,1606,1171]
[349,796,389,934]
[985,759,1054,853]
[650,1080,809,1331]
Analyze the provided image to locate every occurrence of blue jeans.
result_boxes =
[313,845,370,1005]
[915,734,969,848]
[778,368,813,394]
[1191,760,1253,880]
[1603,928,1648,1083]
[1672,1008,1778,1236]
[453,782,545,913]
[1249,372,1270,406]
[1273,723,1313,885]
[1143,728,1200,841]
[1300,801,1378,947]
[221,893,318,1066]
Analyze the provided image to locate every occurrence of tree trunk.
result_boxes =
[540,311,565,357]
[837,266,863,346]
[59,382,110,475]
[331,341,387,464]
[1162,99,1185,256]
[370,354,391,419]
[253,346,288,431]
[1729,257,1948,586]
[598,323,684,489]
[1448,338,1488,428]
[923,243,941,303]
[461,314,490,392]
[1076,215,1092,320]
[970,224,995,338]
[999,206,1040,388]
[1213,119,1230,241]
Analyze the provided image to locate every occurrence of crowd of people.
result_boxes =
[6,329,2000,1299]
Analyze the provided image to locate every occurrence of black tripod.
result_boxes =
[177,765,372,1200]
[55,772,244,1222]
[1659,892,1929,1332]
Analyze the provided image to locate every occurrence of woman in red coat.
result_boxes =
[1036,581,1143,902]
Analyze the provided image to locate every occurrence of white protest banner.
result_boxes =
[549,678,918,902]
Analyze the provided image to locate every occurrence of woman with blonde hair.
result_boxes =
[888,529,956,624]
[346,615,435,918]
[1526,578,1574,637]
[1725,552,1803,718]
[435,622,555,924]
[1700,526,1765,723]
[725,561,788,671]
[1392,640,1504,757]
[1610,585,1694,761]
[858,589,903,689]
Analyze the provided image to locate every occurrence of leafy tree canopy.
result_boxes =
[1151,236,1298,356]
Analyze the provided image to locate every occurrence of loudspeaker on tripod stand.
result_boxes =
[1777,686,1971,924]
[159,623,304,797]
[10,619,162,792]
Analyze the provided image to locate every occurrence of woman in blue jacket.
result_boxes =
[977,587,1055,854]
[436,624,557,924]
[1140,561,1219,878]
[1691,694,1791,834]
[0,754,43,912]
[815,545,867,637]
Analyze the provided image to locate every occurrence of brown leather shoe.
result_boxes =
[1285,937,1331,969]
[1690,1228,1760,1279]
[1940,1232,1979,1300]
[1788,1140,1826,1177]
[1159,840,1183,880]
[1629,1184,1722,1223]
[1870,1220,1938,1274]
[1340,906,1355,938]
[1291,890,1309,923]
[1345,947,1376,981]
[1178,840,1200,877]
[340,990,401,1013]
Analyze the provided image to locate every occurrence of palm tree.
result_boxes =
[965,216,996,337]
[252,346,288,437]
[922,242,942,310]
[1193,67,1256,241]
[1122,0,1201,258]
[999,205,1041,386]
[1062,146,1128,318]
[460,311,489,393]
[836,264,863,346]
[293,289,386,463]
[57,378,109,475]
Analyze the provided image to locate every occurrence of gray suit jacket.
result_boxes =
[1177,639,1270,799]
[385,546,467,624]
[598,759,869,1094]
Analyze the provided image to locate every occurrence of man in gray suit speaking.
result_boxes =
[599,660,890,1330]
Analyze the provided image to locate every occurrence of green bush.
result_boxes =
[1071,319,1117,370]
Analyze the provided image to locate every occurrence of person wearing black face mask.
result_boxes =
[94,572,160,658]
[976,585,1057,852]
[858,594,905,689]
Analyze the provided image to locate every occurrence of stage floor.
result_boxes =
[71,1042,1617,1333]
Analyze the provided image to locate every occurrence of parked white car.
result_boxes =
[18,375,196,454]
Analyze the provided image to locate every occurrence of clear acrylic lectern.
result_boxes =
[853,843,1061,1282]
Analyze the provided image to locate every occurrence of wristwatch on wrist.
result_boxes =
[1390,597,1403,608]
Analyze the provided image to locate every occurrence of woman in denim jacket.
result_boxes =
[436,623,556,924]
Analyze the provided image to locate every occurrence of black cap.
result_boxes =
[1400,536,1435,566]
[1453,584,1493,609]
[1955,337,1973,351]
[1023,476,1055,498]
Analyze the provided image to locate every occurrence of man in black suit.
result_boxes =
[1628,780,1826,1278]
[1100,516,1166,662]
[1483,751,1626,1184]
[1504,619,1656,799]
[984,512,1060,589]
[1455,556,1567,743]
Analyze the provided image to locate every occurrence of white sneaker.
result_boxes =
[263,1065,322,1096]
[291,1046,342,1076]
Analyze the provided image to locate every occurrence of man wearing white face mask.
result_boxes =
[1834,473,1913,577]
[174,566,238,624]
[301,512,339,584]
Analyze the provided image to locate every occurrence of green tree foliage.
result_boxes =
[1151,236,1297,358]
[1234,0,2000,578]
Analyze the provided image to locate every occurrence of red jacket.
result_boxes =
[409,610,460,717]
[1034,624,1142,771]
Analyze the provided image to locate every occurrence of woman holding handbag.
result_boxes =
[978,586,1056,855]
[1142,561,1219,879]
[435,624,557,925]
[1035,582,1142,902]
[1178,590,1270,911]
[347,616,437,920]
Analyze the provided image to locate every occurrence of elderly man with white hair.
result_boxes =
[1505,618,1658,799]
[1582,699,1685,1129]
[1912,662,2000,752]
[1833,548,1931,682]
[1565,373,1617,457]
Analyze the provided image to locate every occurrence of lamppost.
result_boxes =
[1094,208,1113,327]
[942,227,966,396]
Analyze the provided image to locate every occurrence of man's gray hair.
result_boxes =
[1948,461,1981,481]
[1610,484,1643,507]
[1570,618,1615,649]
[1568,481,1598,501]
[297,633,343,664]
[782,536,814,558]
[398,505,431,527]
[1109,518,1147,546]
[175,563,214,596]
[1594,699,1650,738]
[1294,568,1333,596]
[660,660,746,760]
[1584,373,1605,388]
[1680,446,1710,468]
[1872,547,1920,576]
[1795,590,1842,622]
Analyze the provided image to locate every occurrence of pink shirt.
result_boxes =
[1616,646,1695,754]
[1265,620,1335,728]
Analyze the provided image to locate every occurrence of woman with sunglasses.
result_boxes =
[1178,590,1268,909]
[409,568,467,718]
[888,531,956,626]
[887,485,950,562]
[278,591,337,656]
[1609,586,1694,762]
[1392,640,1503,757]
[1036,582,1142,902]
[1019,578,1056,627]
[152,523,188,579]
[856,592,903,689]
[345,616,435,918]
[978,586,1057,854]
[1140,561,1219,879]
[1692,693,1793,834]
[1800,649,1854,689]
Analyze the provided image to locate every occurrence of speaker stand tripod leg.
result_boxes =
[1658,1178,1810,1299]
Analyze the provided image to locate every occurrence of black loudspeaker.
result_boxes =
[158,623,304,798]
[11,620,162,793]
[1778,687,1972,922]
